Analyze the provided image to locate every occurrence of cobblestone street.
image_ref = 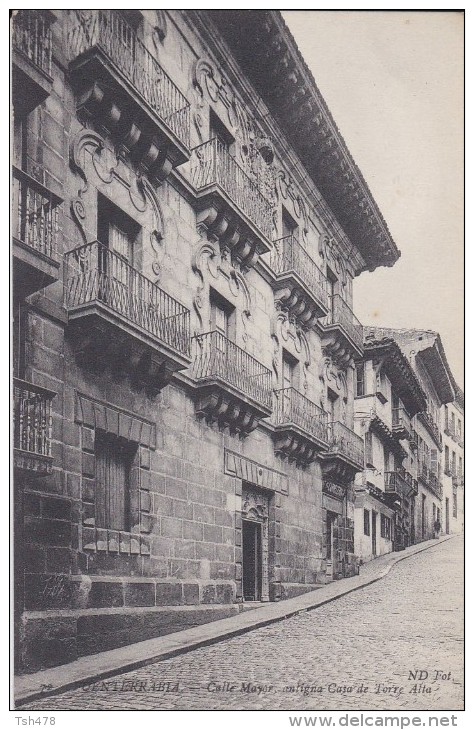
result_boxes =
[21,536,463,712]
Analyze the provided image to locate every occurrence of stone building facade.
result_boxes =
[12,10,400,672]
[353,334,426,561]
[441,385,464,535]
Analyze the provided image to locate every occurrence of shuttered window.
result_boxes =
[95,431,135,531]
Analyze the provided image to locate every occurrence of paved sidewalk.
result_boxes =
[14,535,453,707]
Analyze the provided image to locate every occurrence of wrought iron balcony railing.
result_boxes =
[13,378,55,471]
[321,295,364,353]
[418,461,430,484]
[269,234,327,306]
[273,387,328,445]
[191,331,272,410]
[12,166,61,261]
[67,9,190,148]
[64,241,191,358]
[384,470,413,499]
[12,9,53,76]
[326,421,364,469]
[428,471,443,499]
[392,406,411,436]
[187,138,273,242]
[419,411,442,448]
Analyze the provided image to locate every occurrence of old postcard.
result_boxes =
[11,8,464,722]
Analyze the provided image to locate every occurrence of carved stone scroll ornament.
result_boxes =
[320,356,348,399]
[192,56,275,183]
[274,169,309,244]
[271,308,311,391]
[69,128,165,279]
[191,241,252,343]
[318,232,349,288]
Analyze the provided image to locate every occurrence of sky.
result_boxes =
[282,11,464,386]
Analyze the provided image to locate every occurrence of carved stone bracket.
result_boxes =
[67,318,180,398]
[76,81,178,183]
[320,458,358,486]
[194,387,263,436]
[273,284,324,332]
[321,333,354,370]
[273,431,321,468]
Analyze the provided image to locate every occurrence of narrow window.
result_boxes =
[355,361,365,397]
[363,509,370,537]
[95,431,136,532]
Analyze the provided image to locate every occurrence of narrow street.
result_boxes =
[21,536,463,712]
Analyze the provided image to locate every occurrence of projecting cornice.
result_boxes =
[361,335,427,417]
[207,10,401,274]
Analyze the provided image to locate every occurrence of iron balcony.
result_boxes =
[67,9,190,174]
[273,387,329,464]
[12,166,62,296]
[12,10,54,115]
[321,421,365,481]
[392,406,411,440]
[385,470,414,501]
[64,241,191,390]
[320,294,364,358]
[267,234,328,328]
[191,330,272,434]
[186,138,273,266]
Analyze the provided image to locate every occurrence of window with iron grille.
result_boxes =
[363,509,370,536]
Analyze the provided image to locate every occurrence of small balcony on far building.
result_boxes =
[12,9,54,115]
[272,387,329,465]
[392,406,411,440]
[66,9,190,181]
[267,234,328,329]
[384,470,414,504]
[64,241,191,393]
[12,166,62,297]
[185,138,273,269]
[320,294,364,363]
[191,330,272,435]
[13,378,55,476]
[321,421,364,483]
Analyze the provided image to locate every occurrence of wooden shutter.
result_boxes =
[95,432,130,531]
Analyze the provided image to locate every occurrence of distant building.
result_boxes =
[441,385,464,534]
[353,333,426,561]
[362,329,456,546]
